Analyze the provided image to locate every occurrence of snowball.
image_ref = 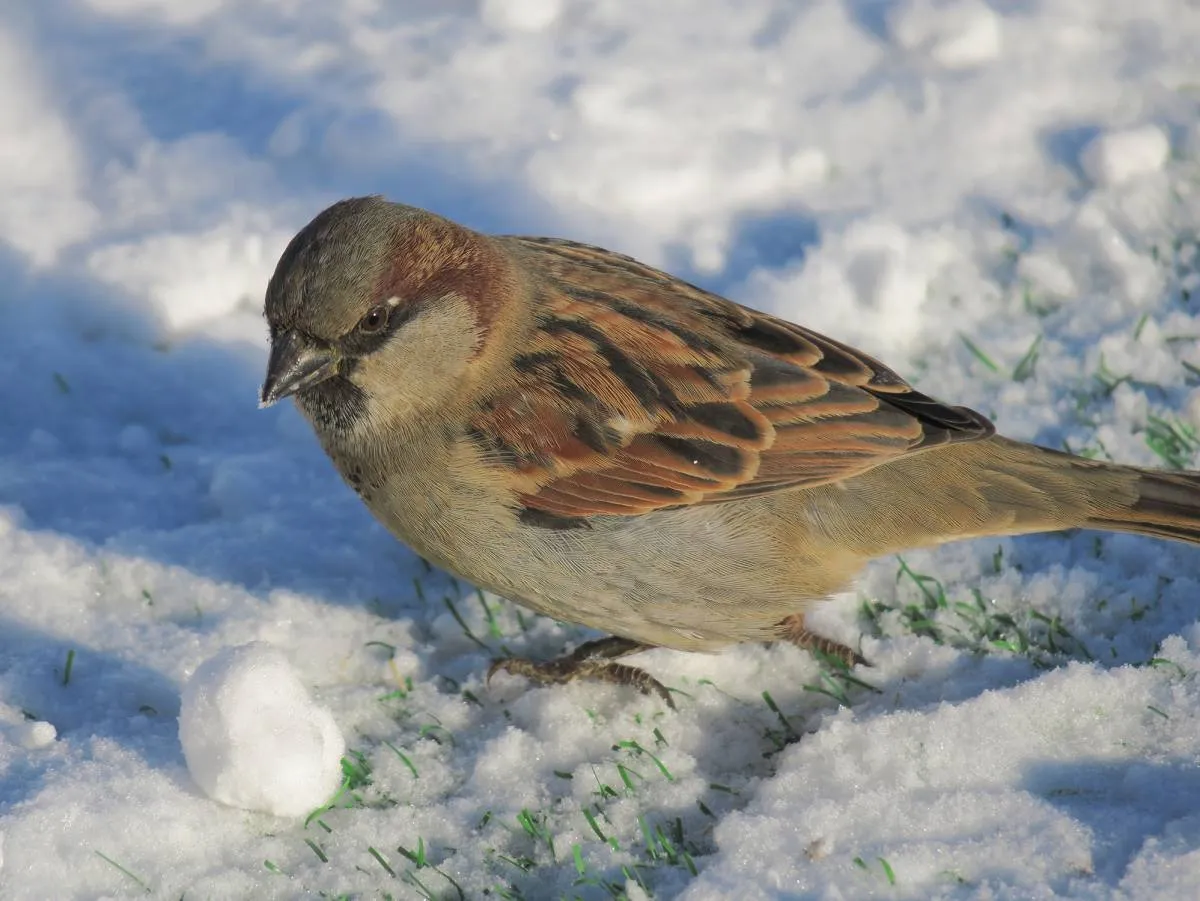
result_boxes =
[1080,126,1170,187]
[179,643,345,818]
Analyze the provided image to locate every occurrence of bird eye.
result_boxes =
[359,305,389,334]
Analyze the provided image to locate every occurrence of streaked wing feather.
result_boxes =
[470,235,994,523]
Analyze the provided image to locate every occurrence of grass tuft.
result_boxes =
[861,558,1094,665]
[1143,413,1200,469]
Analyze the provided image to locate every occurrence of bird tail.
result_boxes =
[982,436,1200,546]
[802,436,1200,558]
[1083,464,1200,544]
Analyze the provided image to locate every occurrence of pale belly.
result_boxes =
[365,462,849,651]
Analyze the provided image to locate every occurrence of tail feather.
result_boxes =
[1086,467,1200,545]
[802,436,1200,556]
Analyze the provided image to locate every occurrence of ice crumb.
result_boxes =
[178,642,345,818]
[785,147,830,188]
[18,720,57,749]
[1081,126,1170,187]
[480,0,561,33]
[1016,252,1077,300]
[890,0,1002,70]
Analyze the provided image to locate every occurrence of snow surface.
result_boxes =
[2,1,1200,898]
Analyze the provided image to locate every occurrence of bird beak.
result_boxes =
[260,330,339,408]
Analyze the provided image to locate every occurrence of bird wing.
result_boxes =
[469,236,994,525]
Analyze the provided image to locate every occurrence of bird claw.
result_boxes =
[486,637,675,709]
[777,614,868,668]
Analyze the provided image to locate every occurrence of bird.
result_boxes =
[260,195,1200,708]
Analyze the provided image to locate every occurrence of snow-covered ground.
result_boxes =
[2,1,1200,897]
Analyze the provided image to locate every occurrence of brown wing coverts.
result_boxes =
[470,236,994,522]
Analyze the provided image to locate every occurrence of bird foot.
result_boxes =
[487,636,675,709]
[777,614,867,668]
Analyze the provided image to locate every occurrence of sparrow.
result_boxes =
[260,195,1200,708]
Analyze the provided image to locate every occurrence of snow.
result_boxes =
[16,721,58,752]
[889,0,1003,70]
[1,0,1200,898]
[179,642,345,817]
[1081,126,1173,188]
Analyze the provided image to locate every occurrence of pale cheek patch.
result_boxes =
[351,298,479,421]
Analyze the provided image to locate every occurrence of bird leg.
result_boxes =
[777,613,867,668]
[487,636,675,708]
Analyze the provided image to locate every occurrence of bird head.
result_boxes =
[261,196,517,439]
